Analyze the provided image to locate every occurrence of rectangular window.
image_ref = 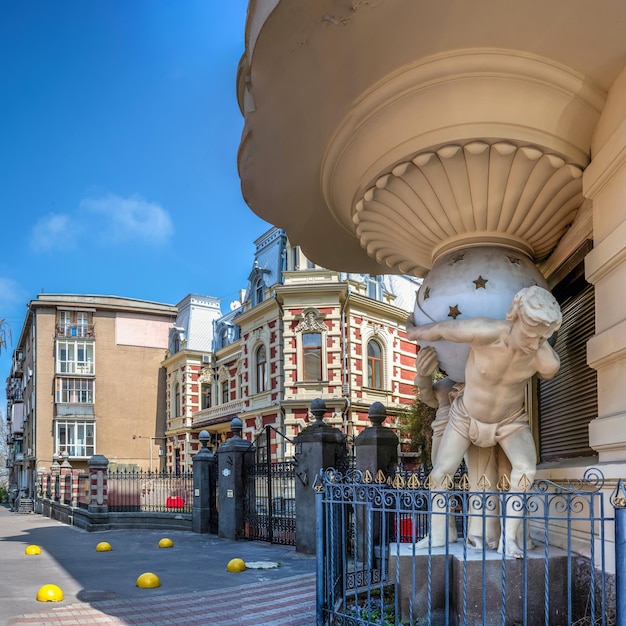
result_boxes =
[302,333,322,381]
[57,341,94,375]
[201,383,212,410]
[59,311,71,335]
[56,420,95,457]
[221,381,229,404]
[76,312,89,337]
[55,378,94,404]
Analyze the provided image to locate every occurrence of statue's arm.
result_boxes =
[536,344,561,380]
[414,346,439,408]
[407,315,502,344]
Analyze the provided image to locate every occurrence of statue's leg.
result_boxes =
[416,426,469,549]
[431,426,458,542]
[465,444,499,550]
[496,446,534,549]
[496,428,537,558]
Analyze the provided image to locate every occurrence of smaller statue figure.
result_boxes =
[407,286,562,557]
[415,345,500,549]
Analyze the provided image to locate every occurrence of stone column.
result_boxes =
[87,454,109,515]
[192,430,218,534]
[50,454,61,501]
[59,452,72,504]
[584,89,626,465]
[217,417,254,540]
[294,398,345,555]
[354,402,399,562]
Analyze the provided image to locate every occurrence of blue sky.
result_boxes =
[0,1,270,383]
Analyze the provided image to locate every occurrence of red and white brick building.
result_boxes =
[163,227,420,469]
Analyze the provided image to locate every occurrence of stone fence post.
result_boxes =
[294,398,345,555]
[51,454,61,501]
[217,417,254,540]
[88,454,109,515]
[354,402,399,562]
[192,430,218,534]
[59,452,72,504]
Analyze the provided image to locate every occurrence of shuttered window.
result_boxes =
[537,281,597,462]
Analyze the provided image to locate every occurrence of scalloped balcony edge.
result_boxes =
[321,48,604,241]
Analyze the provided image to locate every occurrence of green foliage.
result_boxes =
[397,392,436,466]
[0,486,8,503]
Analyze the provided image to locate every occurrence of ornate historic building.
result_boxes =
[163,227,420,470]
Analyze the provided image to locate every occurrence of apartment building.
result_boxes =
[5,294,177,502]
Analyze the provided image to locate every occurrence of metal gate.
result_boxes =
[243,425,296,545]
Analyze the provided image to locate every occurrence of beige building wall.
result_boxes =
[11,294,176,490]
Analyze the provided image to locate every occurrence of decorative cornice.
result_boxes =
[353,141,583,273]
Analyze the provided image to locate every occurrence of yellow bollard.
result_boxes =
[226,558,246,572]
[136,572,161,588]
[37,584,64,602]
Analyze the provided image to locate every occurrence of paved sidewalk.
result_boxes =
[0,506,317,625]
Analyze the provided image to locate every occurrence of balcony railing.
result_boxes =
[56,324,95,338]
[194,399,245,427]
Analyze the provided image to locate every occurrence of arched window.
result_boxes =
[302,333,322,381]
[174,383,181,417]
[367,340,383,389]
[220,327,230,348]
[256,345,267,393]
[254,277,264,305]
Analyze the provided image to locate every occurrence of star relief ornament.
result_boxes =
[413,245,547,381]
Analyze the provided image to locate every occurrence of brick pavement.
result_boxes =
[1,506,318,626]
[8,573,316,625]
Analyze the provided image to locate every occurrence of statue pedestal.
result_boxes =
[389,541,569,625]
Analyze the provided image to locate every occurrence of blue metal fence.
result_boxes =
[316,467,617,626]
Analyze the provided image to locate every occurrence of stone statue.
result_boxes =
[407,285,562,557]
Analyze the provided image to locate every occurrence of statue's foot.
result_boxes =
[466,534,498,551]
[415,534,446,549]
[498,537,524,559]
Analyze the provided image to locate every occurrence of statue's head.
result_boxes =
[506,286,562,334]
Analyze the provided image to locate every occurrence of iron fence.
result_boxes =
[107,469,193,513]
[77,473,90,509]
[316,467,616,626]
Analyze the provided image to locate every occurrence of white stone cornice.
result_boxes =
[583,119,626,200]
[585,218,626,285]
[587,318,626,370]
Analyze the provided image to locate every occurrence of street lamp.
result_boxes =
[132,435,167,472]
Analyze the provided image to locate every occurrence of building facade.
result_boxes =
[235,0,626,569]
[5,294,177,501]
[163,227,420,470]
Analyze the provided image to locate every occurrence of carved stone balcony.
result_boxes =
[237,1,625,276]
[193,400,246,428]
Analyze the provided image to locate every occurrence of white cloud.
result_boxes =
[28,193,174,253]
[29,213,81,253]
[0,276,27,312]
[80,193,174,246]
